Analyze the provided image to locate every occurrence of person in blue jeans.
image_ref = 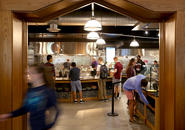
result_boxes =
[0,64,59,130]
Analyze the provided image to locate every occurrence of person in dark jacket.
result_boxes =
[69,62,84,103]
[0,64,59,130]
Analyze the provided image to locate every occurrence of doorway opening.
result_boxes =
[27,3,160,129]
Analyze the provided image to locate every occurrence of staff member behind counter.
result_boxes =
[135,55,146,74]
[63,59,71,70]
[44,55,55,89]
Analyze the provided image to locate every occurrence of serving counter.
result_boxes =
[55,76,127,102]
[135,89,159,130]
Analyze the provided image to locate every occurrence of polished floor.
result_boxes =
[52,94,150,130]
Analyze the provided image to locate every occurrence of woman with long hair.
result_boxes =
[0,64,59,130]
[125,58,136,110]
[126,58,136,78]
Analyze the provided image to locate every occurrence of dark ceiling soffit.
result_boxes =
[14,0,174,23]
[28,37,159,43]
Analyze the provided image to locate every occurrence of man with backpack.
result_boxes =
[97,57,108,101]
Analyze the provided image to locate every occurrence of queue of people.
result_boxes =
[0,54,157,129]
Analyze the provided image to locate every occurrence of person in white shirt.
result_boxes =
[96,57,108,101]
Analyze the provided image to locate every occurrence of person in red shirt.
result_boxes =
[113,57,123,99]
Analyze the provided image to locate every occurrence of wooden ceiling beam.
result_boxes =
[94,0,174,22]
[14,0,174,22]
[14,0,93,22]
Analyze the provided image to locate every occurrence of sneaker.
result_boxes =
[74,100,78,104]
[80,100,85,104]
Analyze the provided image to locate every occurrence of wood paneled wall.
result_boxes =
[0,10,13,130]
[63,42,87,55]
[175,11,185,130]
[160,15,176,130]
[12,15,24,130]
[160,11,185,130]
[0,11,27,130]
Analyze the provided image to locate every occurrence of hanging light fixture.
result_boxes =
[96,38,106,45]
[130,38,139,47]
[145,30,149,35]
[87,32,100,40]
[47,23,61,32]
[84,3,102,31]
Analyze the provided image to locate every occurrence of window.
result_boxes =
[106,47,115,63]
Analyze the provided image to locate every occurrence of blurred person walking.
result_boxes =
[0,64,59,130]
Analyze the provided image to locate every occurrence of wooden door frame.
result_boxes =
[13,0,181,130]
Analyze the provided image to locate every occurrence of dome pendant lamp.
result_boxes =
[87,32,100,40]
[84,3,102,31]
[130,37,139,47]
[96,38,106,45]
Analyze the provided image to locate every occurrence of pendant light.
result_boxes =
[96,33,106,45]
[130,38,139,47]
[145,30,149,35]
[47,23,61,32]
[87,32,100,40]
[84,3,102,31]
[96,38,106,45]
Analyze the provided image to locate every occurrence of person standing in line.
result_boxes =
[123,75,149,122]
[0,64,59,130]
[135,55,146,74]
[97,57,108,101]
[126,58,136,78]
[113,57,123,99]
[44,55,56,89]
[126,58,136,105]
[69,62,84,104]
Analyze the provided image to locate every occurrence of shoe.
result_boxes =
[80,100,85,104]
[74,100,78,104]
[133,114,139,119]
[129,119,136,123]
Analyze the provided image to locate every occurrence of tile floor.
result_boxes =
[52,94,151,130]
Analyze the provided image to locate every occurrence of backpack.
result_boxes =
[100,64,108,79]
